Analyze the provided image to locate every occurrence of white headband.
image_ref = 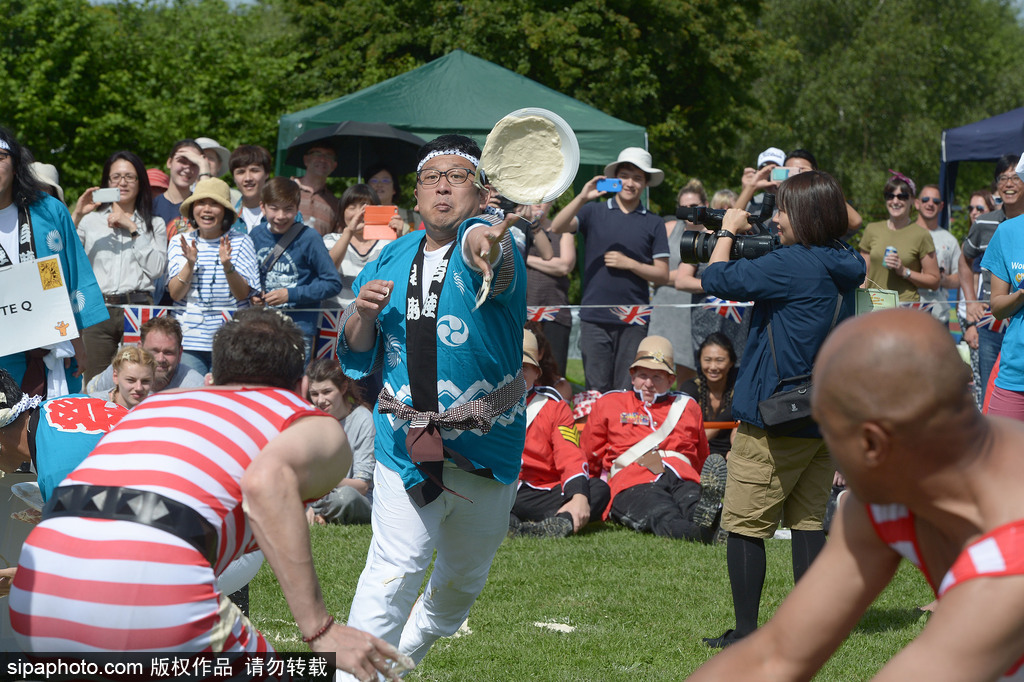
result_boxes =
[0,140,10,152]
[0,394,42,429]
[417,149,480,173]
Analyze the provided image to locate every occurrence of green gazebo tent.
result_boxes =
[275,50,646,179]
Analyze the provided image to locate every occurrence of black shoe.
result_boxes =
[702,628,745,648]
[511,516,573,538]
[507,516,522,537]
[694,453,728,529]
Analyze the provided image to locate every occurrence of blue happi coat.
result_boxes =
[338,217,527,491]
[1,194,106,390]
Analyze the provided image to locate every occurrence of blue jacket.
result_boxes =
[249,219,341,327]
[701,242,865,435]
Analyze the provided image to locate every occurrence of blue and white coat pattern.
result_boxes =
[338,217,527,492]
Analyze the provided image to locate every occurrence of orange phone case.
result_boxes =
[363,205,398,240]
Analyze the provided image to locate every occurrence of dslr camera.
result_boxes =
[677,194,779,263]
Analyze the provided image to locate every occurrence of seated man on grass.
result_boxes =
[689,309,1024,681]
[583,335,727,543]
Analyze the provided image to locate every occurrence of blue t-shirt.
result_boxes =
[981,215,1024,391]
[577,198,669,325]
[152,194,182,228]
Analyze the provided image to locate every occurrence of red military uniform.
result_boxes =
[582,389,709,518]
[521,386,589,498]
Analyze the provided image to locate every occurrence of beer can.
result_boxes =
[884,246,898,261]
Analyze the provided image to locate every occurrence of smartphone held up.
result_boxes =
[92,188,121,204]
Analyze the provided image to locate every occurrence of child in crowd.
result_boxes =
[249,177,341,359]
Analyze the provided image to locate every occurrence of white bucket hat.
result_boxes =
[30,162,65,204]
[195,137,230,175]
[603,147,664,188]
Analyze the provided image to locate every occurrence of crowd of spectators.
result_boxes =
[6,116,1024,671]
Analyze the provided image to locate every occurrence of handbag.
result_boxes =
[757,293,843,436]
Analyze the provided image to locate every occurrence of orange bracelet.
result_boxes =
[302,615,334,644]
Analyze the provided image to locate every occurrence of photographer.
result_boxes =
[698,171,865,648]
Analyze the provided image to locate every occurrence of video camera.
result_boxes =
[677,194,779,263]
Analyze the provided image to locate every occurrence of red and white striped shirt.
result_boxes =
[11,387,321,653]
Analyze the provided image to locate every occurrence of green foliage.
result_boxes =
[252,522,934,680]
[1,0,303,203]
[2,0,1022,220]
[748,0,1024,221]
[277,0,769,213]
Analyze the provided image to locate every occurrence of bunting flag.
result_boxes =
[976,313,1009,334]
[316,310,343,360]
[611,305,652,326]
[122,306,169,344]
[701,296,750,324]
[527,306,561,322]
[905,301,939,316]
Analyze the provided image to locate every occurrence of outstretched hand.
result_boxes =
[465,214,515,280]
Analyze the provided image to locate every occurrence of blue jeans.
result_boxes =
[977,326,1004,397]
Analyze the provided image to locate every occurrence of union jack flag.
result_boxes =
[612,305,652,326]
[316,310,343,360]
[904,301,939,316]
[122,306,168,344]
[702,296,750,324]
[527,306,562,322]
[977,313,1009,333]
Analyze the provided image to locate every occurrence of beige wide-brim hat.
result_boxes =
[30,162,65,204]
[179,177,236,222]
[603,147,664,188]
[630,335,675,375]
[523,329,540,369]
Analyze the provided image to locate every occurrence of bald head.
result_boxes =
[813,309,973,433]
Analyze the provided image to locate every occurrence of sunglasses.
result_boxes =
[884,192,910,201]
[918,197,942,205]
[970,204,988,212]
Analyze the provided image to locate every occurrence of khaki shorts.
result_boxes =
[720,422,834,538]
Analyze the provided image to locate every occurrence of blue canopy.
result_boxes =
[939,107,1024,227]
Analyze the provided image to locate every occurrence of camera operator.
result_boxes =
[698,171,865,649]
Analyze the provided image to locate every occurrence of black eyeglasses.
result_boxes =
[997,174,1022,185]
[884,192,910,201]
[969,204,988,212]
[417,168,475,186]
[918,196,942,205]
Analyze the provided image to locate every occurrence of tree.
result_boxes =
[274,0,773,212]
[744,0,1024,224]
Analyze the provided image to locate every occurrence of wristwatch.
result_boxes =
[903,267,911,279]
[714,230,736,239]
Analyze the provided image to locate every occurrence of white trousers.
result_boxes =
[345,460,515,667]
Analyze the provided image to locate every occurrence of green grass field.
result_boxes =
[251,522,932,680]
